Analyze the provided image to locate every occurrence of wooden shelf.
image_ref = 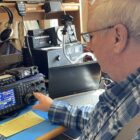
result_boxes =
[0,3,79,22]
[0,2,83,42]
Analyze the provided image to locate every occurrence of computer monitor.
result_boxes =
[48,62,101,99]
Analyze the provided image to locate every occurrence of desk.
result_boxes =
[0,104,66,140]
[0,89,104,140]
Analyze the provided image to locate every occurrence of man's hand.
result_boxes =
[32,92,53,112]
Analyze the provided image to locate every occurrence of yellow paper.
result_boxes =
[0,111,45,137]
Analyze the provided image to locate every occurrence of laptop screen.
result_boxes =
[48,62,101,99]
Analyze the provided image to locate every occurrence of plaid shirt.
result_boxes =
[48,68,140,140]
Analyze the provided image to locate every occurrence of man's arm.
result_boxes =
[48,100,94,130]
[33,92,94,131]
[133,129,140,140]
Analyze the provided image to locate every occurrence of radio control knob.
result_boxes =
[41,87,45,91]
[40,80,44,83]
[56,55,61,61]
[31,83,35,86]
[24,94,36,104]
[35,89,39,92]
[36,82,40,85]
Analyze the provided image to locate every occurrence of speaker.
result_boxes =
[0,6,13,43]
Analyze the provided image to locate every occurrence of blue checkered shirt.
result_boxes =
[48,68,140,140]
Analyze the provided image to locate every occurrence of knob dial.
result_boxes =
[56,55,61,61]
[24,93,36,104]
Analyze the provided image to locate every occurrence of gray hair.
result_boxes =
[90,0,140,40]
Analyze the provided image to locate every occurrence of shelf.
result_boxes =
[0,2,80,22]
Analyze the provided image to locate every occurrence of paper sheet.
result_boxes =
[0,111,45,137]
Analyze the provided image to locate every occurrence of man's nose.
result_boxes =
[85,43,94,53]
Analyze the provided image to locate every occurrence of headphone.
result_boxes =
[0,6,13,43]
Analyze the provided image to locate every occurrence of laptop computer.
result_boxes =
[48,62,104,106]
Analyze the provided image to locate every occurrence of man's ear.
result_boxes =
[113,24,128,53]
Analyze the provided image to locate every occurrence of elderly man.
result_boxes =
[33,0,140,139]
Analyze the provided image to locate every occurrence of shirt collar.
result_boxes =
[103,67,140,106]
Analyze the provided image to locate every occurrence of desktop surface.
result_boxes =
[55,89,104,107]
[0,90,104,140]
[0,104,60,140]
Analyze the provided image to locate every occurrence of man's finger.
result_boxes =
[32,104,41,110]
[33,92,44,101]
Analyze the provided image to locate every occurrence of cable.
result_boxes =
[67,24,77,42]
[62,25,97,64]
[22,18,34,66]
[63,40,97,64]
[101,77,114,88]
[61,2,66,15]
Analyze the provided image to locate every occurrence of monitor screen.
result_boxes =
[0,89,16,110]
[48,62,101,98]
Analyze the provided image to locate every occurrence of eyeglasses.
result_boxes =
[81,25,114,43]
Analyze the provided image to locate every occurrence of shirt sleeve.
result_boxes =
[132,128,140,140]
[48,100,95,131]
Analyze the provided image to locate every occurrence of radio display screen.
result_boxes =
[0,89,16,110]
